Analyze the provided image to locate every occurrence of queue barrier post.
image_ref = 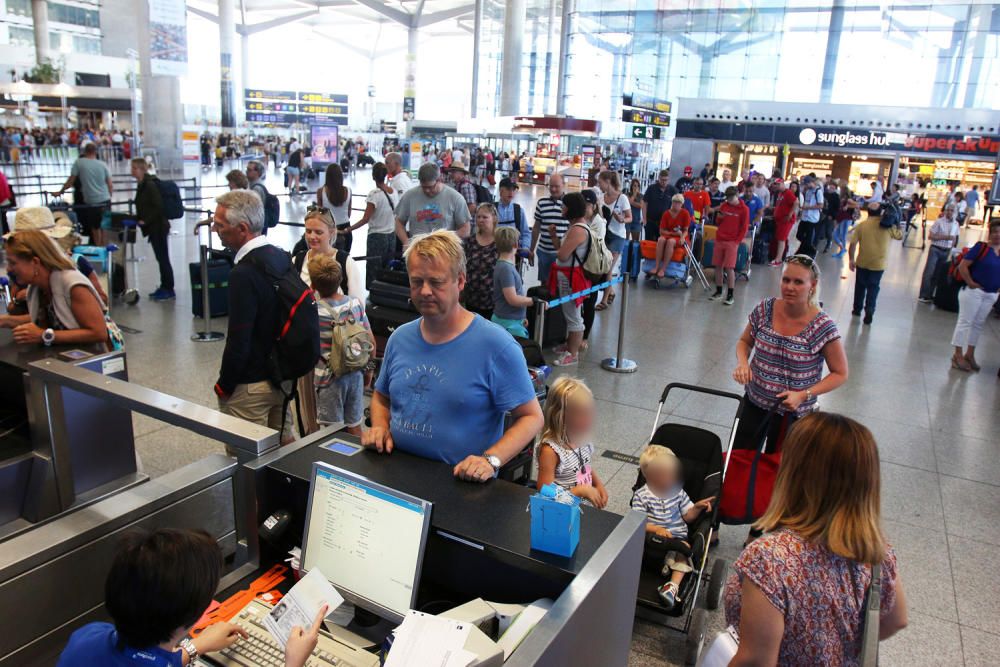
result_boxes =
[191,219,225,343]
[600,244,638,374]
[105,243,119,318]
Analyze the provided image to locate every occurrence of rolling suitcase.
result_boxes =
[366,301,419,339]
[369,280,414,311]
[933,261,960,312]
[623,240,641,282]
[525,285,567,348]
[190,259,230,318]
[514,336,545,367]
[702,239,714,267]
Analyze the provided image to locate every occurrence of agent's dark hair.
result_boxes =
[563,192,587,220]
[324,163,348,207]
[105,528,221,648]
[372,162,388,184]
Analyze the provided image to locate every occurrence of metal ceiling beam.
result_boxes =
[350,0,411,26]
[240,9,320,34]
[187,5,219,23]
[418,4,473,27]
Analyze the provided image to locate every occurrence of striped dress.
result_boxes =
[540,440,594,490]
[746,298,840,416]
[631,484,693,540]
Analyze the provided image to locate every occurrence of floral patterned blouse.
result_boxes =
[463,236,498,313]
[724,529,899,667]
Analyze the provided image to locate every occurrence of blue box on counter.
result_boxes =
[529,483,581,558]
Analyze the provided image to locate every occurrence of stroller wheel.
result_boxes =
[685,607,707,665]
[706,558,729,611]
[124,289,140,305]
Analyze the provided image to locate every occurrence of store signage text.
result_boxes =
[798,128,895,148]
[904,135,1000,155]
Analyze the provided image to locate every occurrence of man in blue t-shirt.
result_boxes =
[365,230,543,481]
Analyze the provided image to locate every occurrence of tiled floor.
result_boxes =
[20,160,996,666]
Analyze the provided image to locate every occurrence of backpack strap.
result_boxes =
[336,248,350,294]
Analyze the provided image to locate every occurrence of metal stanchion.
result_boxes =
[532,299,546,347]
[601,246,638,374]
[105,243,119,318]
[191,221,224,342]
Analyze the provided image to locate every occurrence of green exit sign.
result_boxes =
[631,125,661,140]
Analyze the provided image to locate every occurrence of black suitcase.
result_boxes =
[366,301,419,339]
[752,227,771,264]
[190,259,230,318]
[375,260,410,287]
[525,286,567,348]
[933,261,960,312]
[369,280,415,311]
[514,336,545,367]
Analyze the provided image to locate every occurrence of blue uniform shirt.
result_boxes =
[495,201,531,249]
[57,623,182,667]
[742,194,764,227]
[375,315,538,465]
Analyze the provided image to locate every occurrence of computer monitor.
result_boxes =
[300,462,433,624]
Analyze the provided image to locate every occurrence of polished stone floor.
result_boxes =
[15,158,996,666]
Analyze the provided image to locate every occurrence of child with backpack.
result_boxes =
[308,254,374,435]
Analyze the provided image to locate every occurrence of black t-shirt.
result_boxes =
[288,150,302,168]
[675,176,694,193]
[643,183,679,239]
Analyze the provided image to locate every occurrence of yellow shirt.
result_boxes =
[850,216,902,271]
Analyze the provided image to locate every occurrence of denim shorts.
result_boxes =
[286,166,300,176]
[316,371,365,427]
[605,231,626,254]
[626,222,643,235]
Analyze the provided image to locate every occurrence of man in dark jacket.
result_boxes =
[130,158,175,301]
[211,189,291,443]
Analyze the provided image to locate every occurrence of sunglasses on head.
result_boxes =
[306,205,330,214]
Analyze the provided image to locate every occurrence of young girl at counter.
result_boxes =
[536,377,608,509]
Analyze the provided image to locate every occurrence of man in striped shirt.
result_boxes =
[530,173,567,286]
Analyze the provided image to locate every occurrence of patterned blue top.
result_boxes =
[632,483,693,540]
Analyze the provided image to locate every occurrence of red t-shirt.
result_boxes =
[660,208,690,236]
[715,200,750,243]
[684,190,711,220]
[773,189,797,223]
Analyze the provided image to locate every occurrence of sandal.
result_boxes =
[965,357,982,372]
[608,292,616,305]
[952,355,973,372]
[595,302,608,311]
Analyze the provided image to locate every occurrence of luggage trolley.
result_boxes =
[632,383,744,665]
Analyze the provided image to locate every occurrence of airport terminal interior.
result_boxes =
[0,1,999,666]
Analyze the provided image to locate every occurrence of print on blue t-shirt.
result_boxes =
[374,316,537,465]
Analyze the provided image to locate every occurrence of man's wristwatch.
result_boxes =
[42,328,55,346]
[178,638,198,662]
[483,454,501,479]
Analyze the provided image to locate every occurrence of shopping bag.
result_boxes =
[719,408,783,525]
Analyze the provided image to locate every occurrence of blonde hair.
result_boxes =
[494,226,519,254]
[755,412,886,565]
[598,170,621,191]
[784,255,822,308]
[6,230,75,271]
[307,253,342,298]
[475,203,498,225]
[540,377,593,446]
[638,444,679,476]
[404,230,466,277]
[304,207,336,231]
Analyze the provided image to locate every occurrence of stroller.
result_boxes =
[632,383,744,665]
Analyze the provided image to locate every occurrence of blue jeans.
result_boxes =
[833,220,850,250]
[536,249,557,287]
[853,268,884,317]
[919,246,950,300]
[366,232,397,288]
[317,371,365,427]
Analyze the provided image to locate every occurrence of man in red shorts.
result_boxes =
[709,186,750,306]
[771,178,798,266]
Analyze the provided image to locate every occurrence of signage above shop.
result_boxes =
[512,116,601,135]
[622,109,671,127]
[630,125,662,140]
[622,93,672,115]
[677,119,1000,158]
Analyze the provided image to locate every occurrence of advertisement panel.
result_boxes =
[148,0,188,76]
[310,124,340,168]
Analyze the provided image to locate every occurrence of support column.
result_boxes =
[240,33,250,125]
[403,26,417,135]
[499,0,525,117]
[31,0,50,65]
[470,0,483,118]
[555,0,574,116]
[137,0,183,173]
[219,0,237,130]
[819,0,845,104]
[542,0,557,113]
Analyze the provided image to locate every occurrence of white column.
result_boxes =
[555,0,574,116]
[31,0,50,65]
[219,0,237,129]
[499,0,525,117]
[137,0,183,173]
[240,32,250,126]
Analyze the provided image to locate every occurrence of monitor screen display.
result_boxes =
[301,463,432,622]
[310,124,339,168]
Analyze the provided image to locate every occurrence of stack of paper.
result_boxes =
[385,611,477,667]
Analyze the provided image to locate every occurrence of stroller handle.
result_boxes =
[659,382,744,406]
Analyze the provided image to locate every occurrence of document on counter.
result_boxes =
[384,610,476,667]
[496,598,553,660]
[262,568,344,648]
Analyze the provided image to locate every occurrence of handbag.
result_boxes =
[699,563,882,666]
[718,408,783,525]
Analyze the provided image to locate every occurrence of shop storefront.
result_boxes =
[511,116,602,187]
[678,120,999,219]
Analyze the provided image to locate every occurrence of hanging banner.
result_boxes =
[148,0,188,76]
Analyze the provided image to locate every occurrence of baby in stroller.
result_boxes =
[631,445,714,610]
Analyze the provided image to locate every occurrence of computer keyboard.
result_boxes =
[203,599,380,667]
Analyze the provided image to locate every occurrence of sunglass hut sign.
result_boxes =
[797,127,1000,157]
[798,128,898,148]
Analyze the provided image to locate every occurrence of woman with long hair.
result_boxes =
[317,164,353,252]
[549,192,591,366]
[293,207,363,302]
[349,162,398,287]
[950,219,1000,372]
[462,203,499,320]
[831,183,857,258]
[627,178,643,242]
[724,412,908,665]
[596,170,631,311]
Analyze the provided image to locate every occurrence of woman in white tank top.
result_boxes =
[317,163,353,252]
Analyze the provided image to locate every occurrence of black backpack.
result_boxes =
[253,183,280,229]
[154,178,184,220]
[879,202,901,229]
[471,182,493,205]
[245,250,320,387]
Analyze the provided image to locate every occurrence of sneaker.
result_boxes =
[851,310,861,317]
[552,352,578,367]
[708,290,724,301]
[552,344,568,355]
[150,288,175,301]
[863,315,873,325]
[657,582,680,610]
[723,293,735,306]
[918,297,933,304]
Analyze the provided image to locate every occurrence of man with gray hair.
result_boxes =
[385,151,413,194]
[211,189,292,442]
[394,162,470,247]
